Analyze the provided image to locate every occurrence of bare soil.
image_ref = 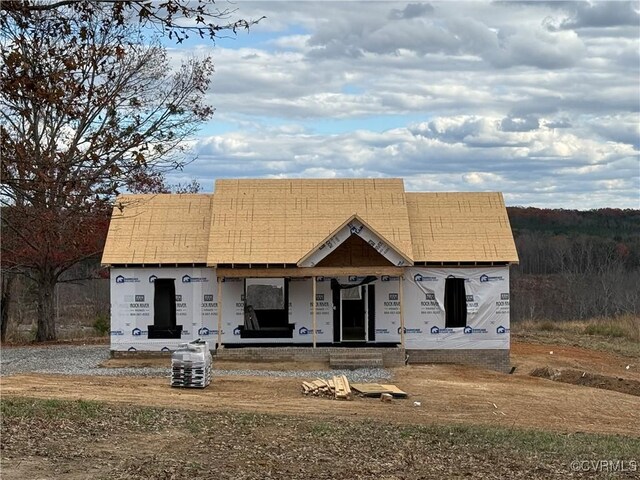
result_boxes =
[2,339,639,479]
[2,341,640,436]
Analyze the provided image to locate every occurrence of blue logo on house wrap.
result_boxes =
[182,274,208,283]
[127,347,137,352]
[115,275,140,284]
[348,223,364,234]
[464,326,488,334]
[132,328,147,336]
[480,274,504,283]
[149,275,157,283]
[430,326,455,334]
[414,273,437,282]
[398,327,423,334]
[198,327,212,336]
[161,347,171,352]
[496,325,509,334]
[298,327,323,335]
[233,327,241,336]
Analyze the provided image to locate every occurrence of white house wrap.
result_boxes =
[103,179,518,367]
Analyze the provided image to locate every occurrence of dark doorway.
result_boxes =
[148,278,182,339]
[444,277,467,328]
[367,284,376,341]
[341,285,366,341]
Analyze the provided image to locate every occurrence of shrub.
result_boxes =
[584,323,625,338]
[538,321,558,332]
[93,314,110,336]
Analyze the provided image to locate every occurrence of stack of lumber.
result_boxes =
[170,340,212,388]
[301,375,353,400]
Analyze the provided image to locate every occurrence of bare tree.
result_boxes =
[0,0,265,44]
[1,6,215,341]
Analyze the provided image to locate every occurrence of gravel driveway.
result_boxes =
[0,344,391,381]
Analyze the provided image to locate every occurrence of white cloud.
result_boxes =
[165,1,639,208]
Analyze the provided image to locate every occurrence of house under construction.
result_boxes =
[102,178,518,371]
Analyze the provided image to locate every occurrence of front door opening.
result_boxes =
[341,285,366,341]
[148,278,182,339]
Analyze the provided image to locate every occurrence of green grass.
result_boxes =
[584,323,626,338]
[0,397,106,420]
[309,421,336,437]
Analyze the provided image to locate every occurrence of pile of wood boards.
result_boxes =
[301,375,352,400]
[350,383,408,398]
[302,377,409,400]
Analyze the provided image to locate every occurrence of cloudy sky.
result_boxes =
[167,1,639,209]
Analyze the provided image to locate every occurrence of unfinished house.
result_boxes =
[102,179,519,371]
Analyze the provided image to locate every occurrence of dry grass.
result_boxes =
[512,314,640,357]
[3,397,640,480]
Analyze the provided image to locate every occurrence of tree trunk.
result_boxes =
[1,273,14,343]
[35,274,57,342]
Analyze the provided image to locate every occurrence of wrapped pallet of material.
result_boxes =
[171,339,212,388]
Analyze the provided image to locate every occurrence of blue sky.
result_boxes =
[165,1,639,208]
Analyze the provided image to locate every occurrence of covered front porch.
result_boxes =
[213,265,408,350]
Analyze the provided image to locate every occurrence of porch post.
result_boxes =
[312,276,317,348]
[216,276,223,351]
[399,275,405,348]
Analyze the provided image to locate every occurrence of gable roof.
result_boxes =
[101,194,212,265]
[406,192,519,263]
[297,213,413,267]
[102,180,519,266]
[207,178,414,265]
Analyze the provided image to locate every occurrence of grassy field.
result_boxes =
[2,397,639,479]
[512,314,640,358]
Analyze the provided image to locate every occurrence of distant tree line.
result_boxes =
[508,207,640,321]
[2,206,637,341]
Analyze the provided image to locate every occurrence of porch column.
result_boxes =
[312,276,317,348]
[216,276,223,351]
[399,275,405,348]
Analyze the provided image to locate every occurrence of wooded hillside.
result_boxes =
[508,207,639,321]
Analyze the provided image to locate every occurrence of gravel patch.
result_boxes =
[0,345,166,378]
[214,368,391,381]
[0,345,391,381]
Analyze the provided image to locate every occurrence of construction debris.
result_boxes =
[351,383,408,398]
[302,377,407,401]
[171,340,212,388]
[333,375,352,400]
[301,375,353,400]
[380,393,393,402]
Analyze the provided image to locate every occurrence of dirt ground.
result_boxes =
[2,341,639,437]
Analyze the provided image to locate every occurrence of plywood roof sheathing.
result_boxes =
[207,178,414,266]
[102,194,213,265]
[406,192,519,263]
